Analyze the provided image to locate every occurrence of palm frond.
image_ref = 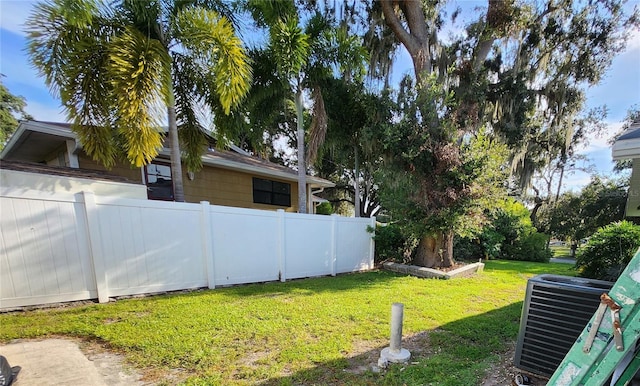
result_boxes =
[269,17,310,80]
[108,26,170,167]
[307,86,327,165]
[173,53,208,172]
[26,0,121,166]
[245,0,296,28]
[173,7,252,114]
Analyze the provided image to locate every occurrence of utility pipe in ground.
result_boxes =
[378,302,411,368]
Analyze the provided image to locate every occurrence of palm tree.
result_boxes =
[247,1,367,214]
[26,0,251,202]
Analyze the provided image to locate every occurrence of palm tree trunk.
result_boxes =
[295,84,307,213]
[167,104,185,202]
[354,144,360,217]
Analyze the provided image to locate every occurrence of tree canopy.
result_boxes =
[363,0,639,267]
[0,79,32,148]
[26,0,252,201]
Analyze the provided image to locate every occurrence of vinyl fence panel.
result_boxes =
[93,197,208,297]
[1,189,374,310]
[336,217,376,273]
[210,205,280,286]
[283,213,334,279]
[0,193,96,308]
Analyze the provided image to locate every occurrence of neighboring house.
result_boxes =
[612,120,640,218]
[1,120,334,212]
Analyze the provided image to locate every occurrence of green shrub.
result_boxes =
[315,202,333,215]
[508,232,552,262]
[456,199,552,262]
[576,221,640,281]
[453,236,483,261]
[370,223,406,263]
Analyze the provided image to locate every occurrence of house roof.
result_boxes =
[0,159,142,184]
[1,121,334,188]
[612,121,640,160]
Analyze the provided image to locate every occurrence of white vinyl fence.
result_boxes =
[0,191,375,309]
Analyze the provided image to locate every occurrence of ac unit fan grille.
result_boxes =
[514,275,613,377]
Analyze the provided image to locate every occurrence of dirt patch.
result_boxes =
[480,342,548,386]
[78,340,188,385]
[339,332,548,385]
[77,340,152,385]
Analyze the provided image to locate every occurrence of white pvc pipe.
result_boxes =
[390,302,404,352]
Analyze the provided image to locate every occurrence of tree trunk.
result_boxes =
[167,103,185,202]
[529,186,543,227]
[354,144,360,217]
[554,161,566,203]
[413,231,454,268]
[295,83,307,213]
[380,0,432,79]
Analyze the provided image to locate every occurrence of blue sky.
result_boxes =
[1,0,639,192]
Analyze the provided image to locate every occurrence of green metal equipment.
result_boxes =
[547,248,640,385]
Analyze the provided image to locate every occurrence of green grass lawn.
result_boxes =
[550,245,574,258]
[0,260,575,385]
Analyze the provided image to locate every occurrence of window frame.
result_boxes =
[143,161,175,201]
[252,177,291,207]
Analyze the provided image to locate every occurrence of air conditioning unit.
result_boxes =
[514,274,614,377]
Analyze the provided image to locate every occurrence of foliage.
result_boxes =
[371,0,637,267]
[377,76,505,236]
[509,232,553,263]
[314,202,333,215]
[541,177,628,246]
[26,0,251,201]
[0,261,575,385]
[242,3,368,213]
[315,81,394,217]
[0,79,32,148]
[455,199,552,262]
[576,221,640,281]
[370,223,408,263]
[376,74,511,267]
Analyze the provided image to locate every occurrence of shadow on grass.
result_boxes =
[256,301,525,386]
[155,270,407,301]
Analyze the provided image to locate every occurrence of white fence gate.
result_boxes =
[0,191,375,309]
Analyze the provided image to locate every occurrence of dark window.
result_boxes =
[144,162,174,201]
[253,178,291,206]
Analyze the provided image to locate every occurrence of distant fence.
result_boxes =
[0,190,375,309]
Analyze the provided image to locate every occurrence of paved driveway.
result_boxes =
[0,339,146,385]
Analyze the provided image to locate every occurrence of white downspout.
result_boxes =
[310,187,325,214]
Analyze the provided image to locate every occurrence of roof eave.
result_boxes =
[5,121,335,188]
[1,121,77,159]
[156,148,335,188]
[612,138,640,160]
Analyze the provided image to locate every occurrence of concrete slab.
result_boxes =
[382,261,484,279]
[0,339,146,386]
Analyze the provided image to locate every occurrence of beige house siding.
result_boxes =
[185,166,298,212]
[77,153,298,211]
[78,154,144,182]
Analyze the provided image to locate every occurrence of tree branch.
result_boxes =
[380,1,420,56]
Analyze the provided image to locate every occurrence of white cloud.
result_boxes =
[0,1,35,37]
[625,26,640,52]
[25,100,66,122]
[562,171,594,193]
[576,121,624,154]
